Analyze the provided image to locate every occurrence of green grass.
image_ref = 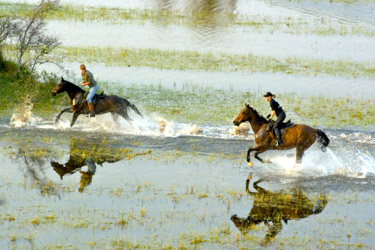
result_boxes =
[1,2,374,37]
[99,82,375,129]
[0,52,66,120]
[29,46,374,78]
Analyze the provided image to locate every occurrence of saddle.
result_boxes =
[267,119,295,136]
[83,92,106,106]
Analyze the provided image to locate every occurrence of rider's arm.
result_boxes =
[269,110,275,119]
[81,72,91,86]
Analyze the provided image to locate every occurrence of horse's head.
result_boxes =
[233,103,252,126]
[51,77,67,96]
[231,214,260,235]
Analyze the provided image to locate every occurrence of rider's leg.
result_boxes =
[274,111,286,146]
[87,85,98,117]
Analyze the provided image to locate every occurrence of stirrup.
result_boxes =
[275,140,282,147]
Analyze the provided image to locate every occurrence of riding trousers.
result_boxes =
[273,111,286,142]
[274,111,286,129]
[86,85,98,103]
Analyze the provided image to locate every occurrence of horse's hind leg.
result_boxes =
[111,113,119,124]
[118,111,132,124]
[296,147,305,164]
[70,112,80,127]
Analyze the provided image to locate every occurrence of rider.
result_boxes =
[80,64,98,117]
[264,92,286,146]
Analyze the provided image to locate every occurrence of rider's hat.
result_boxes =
[263,92,274,97]
[80,64,86,70]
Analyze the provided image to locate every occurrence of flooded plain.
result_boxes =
[1,0,375,249]
[0,123,375,249]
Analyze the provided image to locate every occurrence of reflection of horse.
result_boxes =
[231,177,327,243]
[233,104,330,164]
[51,140,127,192]
[51,77,142,127]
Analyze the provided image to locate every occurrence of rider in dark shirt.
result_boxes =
[264,92,286,146]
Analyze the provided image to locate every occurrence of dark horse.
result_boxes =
[51,137,134,192]
[51,77,142,127]
[233,104,330,165]
[231,176,327,243]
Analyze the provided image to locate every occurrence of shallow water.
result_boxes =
[40,62,375,98]
[47,20,375,62]
[0,126,374,249]
[2,0,375,248]
[273,0,375,24]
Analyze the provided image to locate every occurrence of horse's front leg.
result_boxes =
[246,147,253,167]
[55,107,72,123]
[70,112,81,127]
[250,145,271,165]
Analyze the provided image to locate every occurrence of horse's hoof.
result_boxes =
[248,162,253,168]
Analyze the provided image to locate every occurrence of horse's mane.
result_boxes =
[248,106,268,123]
[63,79,85,93]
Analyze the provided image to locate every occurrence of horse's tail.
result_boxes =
[316,129,330,152]
[122,98,143,118]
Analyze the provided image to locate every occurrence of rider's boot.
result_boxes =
[88,103,95,117]
[275,128,282,146]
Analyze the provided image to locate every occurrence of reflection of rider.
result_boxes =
[80,64,98,117]
[231,178,327,244]
[78,159,96,193]
[264,92,285,146]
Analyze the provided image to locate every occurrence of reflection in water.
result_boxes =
[154,0,237,14]
[50,138,144,192]
[13,147,60,197]
[231,175,327,244]
[6,133,150,194]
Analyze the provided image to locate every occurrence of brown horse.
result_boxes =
[51,77,142,127]
[233,104,330,165]
[231,176,327,243]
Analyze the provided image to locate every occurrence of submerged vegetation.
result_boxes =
[28,45,373,78]
[1,0,374,249]
[100,82,374,128]
[0,129,374,249]
[1,2,374,37]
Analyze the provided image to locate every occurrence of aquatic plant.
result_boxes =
[1,3,374,36]
[34,45,375,79]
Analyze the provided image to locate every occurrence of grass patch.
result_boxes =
[29,45,375,78]
[0,52,66,120]
[1,3,374,36]
[100,82,374,129]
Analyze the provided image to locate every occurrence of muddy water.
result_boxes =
[0,127,374,249]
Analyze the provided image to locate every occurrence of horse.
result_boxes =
[233,104,330,165]
[231,176,327,243]
[51,137,131,192]
[51,77,142,127]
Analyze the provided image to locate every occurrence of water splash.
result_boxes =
[271,147,375,179]
[10,97,43,128]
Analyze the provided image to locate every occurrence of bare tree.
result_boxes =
[13,0,61,79]
[0,16,16,45]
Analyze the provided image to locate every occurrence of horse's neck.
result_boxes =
[249,120,264,134]
[247,109,266,134]
[65,82,85,100]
